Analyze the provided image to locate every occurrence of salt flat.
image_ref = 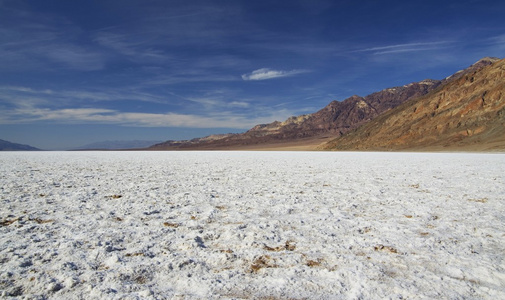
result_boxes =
[1,151,504,299]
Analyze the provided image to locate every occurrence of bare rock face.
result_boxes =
[322,58,505,151]
[245,79,445,141]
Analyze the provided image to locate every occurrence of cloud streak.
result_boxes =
[241,68,308,81]
[1,106,293,130]
[0,85,295,129]
[0,3,109,72]
[355,41,453,55]
[0,85,167,106]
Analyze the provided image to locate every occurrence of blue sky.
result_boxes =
[1,0,504,149]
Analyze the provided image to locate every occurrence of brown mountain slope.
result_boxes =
[321,58,505,151]
[248,79,441,139]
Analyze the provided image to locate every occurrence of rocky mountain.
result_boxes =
[321,57,505,151]
[0,139,41,151]
[150,57,501,150]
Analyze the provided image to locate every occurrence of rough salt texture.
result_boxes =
[1,151,504,299]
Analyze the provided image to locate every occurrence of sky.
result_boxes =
[1,0,504,150]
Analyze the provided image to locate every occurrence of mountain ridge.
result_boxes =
[321,57,505,151]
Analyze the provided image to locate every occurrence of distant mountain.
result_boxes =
[151,57,500,150]
[73,140,163,150]
[321,57,505,151]
[0,139,41,151]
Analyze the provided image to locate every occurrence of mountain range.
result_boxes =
[150,57,504,151]
[0,139,41,151]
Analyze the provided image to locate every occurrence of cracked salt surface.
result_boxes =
[1,151,504,299]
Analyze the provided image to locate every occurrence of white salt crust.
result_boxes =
[1,151,504,299]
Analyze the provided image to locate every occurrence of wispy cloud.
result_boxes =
[229,101,250,108]
[0,85,168,108]
[355,41,454,55]
[486,34,505,51]
[0,5,107,72]
[0,36,106,72]
[93,31,170,64]
[241,68,308,81]
[1,106,293,129]
[0,85,294,129]
[489,34,505,44]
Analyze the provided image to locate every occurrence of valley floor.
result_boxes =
[1,151,504,299]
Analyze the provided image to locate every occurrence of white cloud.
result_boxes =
[355,41,453,55]
[0,85,167,106]
[0,105,296,130]
[229,101,249,108]
[183,97,250,109]
[0,85,297,130]
[241,68,308,81]
[487,34,505,52]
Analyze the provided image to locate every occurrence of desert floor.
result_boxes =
[1,151,504,299]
